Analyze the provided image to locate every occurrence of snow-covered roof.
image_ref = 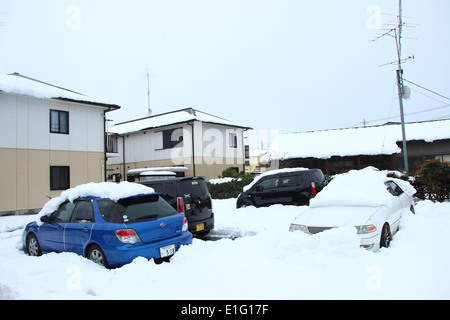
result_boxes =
[109,108,252,135]
[0,73,120,110]
[264,119,450,161]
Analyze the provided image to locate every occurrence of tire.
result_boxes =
[237,201,252,209]
[26,233,42,257]
[87,245,109,268]
[380,223,392,248]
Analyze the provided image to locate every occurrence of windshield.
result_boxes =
[98,194,177,223]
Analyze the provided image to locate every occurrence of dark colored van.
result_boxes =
[138,177,214,235]
[236,168,328,208]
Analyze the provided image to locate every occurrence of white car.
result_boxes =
[289,168,416,251]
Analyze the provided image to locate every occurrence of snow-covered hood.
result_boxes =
[292,206,382,228]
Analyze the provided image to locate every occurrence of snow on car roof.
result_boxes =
[309,167,416,208]
[36,182,155,226]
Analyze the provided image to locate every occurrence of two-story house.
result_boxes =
[0,73,120,215]
[106,108,252,181]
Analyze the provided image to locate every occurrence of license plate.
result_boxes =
[196,223,205,232]
[159,244,176,258]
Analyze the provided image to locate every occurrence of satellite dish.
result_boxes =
[402,85,411,100]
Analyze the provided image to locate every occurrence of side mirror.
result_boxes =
[255,185,262,192]
[40,216,49,223]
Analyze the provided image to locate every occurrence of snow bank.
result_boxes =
[310,167,416,208]
[36,182,154,225]
[1,198,450,299]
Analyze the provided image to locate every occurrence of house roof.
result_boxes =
[0,73,120,110]
[263,119,450,161]
[109,107,252,135]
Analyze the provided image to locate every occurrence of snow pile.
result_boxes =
[208,177,236,185]
[36,182,154,225]
[310,168,416,208]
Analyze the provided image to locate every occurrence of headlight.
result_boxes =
[289,224,309,234]
[355,224,377,234]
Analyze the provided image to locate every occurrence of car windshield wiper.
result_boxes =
[133,214,158,221]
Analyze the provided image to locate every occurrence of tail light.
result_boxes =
[182,217,188,232]
[311,181,317,196]
[177,197,185,215]
[115,229,141,244]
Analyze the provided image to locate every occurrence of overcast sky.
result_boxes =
[1,0,449,141]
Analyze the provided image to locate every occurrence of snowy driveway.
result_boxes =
[1,199,450,299]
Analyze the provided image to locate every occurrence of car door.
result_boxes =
[385,181,404,230]
[64,200,95,256]
[277,174,299,205]
[38,201,75,253]
[251,175,280,207]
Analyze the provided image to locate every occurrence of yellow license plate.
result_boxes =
[196,223,205,232]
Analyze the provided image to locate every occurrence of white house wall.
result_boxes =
[0,93,105,152]
[106,121,246,180]
[0,92,107,214]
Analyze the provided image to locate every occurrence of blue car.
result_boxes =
[23,193,193,268]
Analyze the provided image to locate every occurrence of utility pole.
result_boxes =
[373,0,411,172]
[395,0,409,172]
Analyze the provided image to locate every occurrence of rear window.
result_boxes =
[97,194,177,223]
[311,170,325,183]
[179,179,209,198]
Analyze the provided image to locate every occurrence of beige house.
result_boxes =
[0,73,120,215]
[106,108,252,181]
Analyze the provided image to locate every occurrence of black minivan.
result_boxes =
[236,168,328,208]
[138,177,214,235]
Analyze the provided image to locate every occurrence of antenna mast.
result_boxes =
[373,0,411,172]
[395,0,409,172]
[147,70,152,116]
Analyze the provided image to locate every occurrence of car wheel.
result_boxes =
[380,224,391,248]
[87,245,109,268]
[27,233,42,256]
[237,201,251,209]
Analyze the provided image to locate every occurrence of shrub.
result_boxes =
[414,160,450,202]
[207,175,254,199]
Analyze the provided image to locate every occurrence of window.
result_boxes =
[162,128,183,149]
[98,195,176,223]
[50,166,70,190]
[256,176,279,191]
[229,133,238,148]
[70,201,95,223]
[281,176,297,188]
[50,110,69,134]
[47,201,76,223]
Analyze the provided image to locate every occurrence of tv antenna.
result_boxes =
[146,69,152,116]
[373,0,415,172]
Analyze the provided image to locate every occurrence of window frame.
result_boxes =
[50,166,70,190]
[162,128,184,150]
[50,109,69,134]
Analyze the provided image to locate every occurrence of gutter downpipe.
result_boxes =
[188,121,196,176]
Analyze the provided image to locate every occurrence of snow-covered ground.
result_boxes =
[1,198,449,299]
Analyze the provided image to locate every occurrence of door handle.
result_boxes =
[83,226,89,232]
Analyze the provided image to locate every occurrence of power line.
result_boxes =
[403,78,450,101]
